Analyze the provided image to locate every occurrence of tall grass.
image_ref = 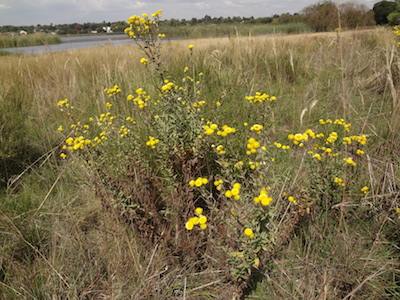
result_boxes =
[0,33,61,49]
[0,28,399,298]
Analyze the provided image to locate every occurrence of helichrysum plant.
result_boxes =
[55,9,372,295]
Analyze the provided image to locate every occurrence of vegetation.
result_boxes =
[0,1,374,36]
[303,1,374,32]
[373,1,398,24]
[1,9,400,300]
[0,33,60,49]
[160,22,312,39]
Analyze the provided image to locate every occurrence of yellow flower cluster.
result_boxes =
[333,176,345,187]
[140,57,148,65]
[98,112,115,126]
[244,228,255,239]
[343,135,368,146]
[127,88,151,109]
[119,125,129,138]
[64,136,91,152]
[273,142,290,150]
[254,187,273,206]
[161,80,176,93]
[343,157,357,167]
[57,98,70,109]
[125,11,161,38]
[189,177,209,188]
[185,207,208,231]
[288,195,297,204]
[319,118,351,132]
[326,132,338,144]
[217,125,237,137]
[203,122,218,135]
[250,124,263,133]
[246,138,261,155]
[225,183,241,200]
[216,145,226,155]
[146,136,160,149]
[214,179,223,191]
[192,100,206,109]
[288,129,317,146]
[245,92,277,104]
[361,186,369,194]
[248,161,260,170]
[104,85,121,97]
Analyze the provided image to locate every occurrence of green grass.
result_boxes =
[0,28,399,298]
[160,22,312,39]
[0,33,61,49]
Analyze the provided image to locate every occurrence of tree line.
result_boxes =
[0,1,388,35]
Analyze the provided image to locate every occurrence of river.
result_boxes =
[3,34,133,54]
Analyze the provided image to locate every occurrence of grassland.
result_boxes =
[0,33,61,49]
[160,22,312,39]
[0,28,399,299]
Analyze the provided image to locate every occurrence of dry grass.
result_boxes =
[0,28,399,299]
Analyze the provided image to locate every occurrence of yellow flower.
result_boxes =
[225,183,241,200]
[356,149,365,156]
[246,138,260,155]
[214,179,223,191]
[119,126,129,138]
[254,188,272,207]
[57,125,64,132]
[361,186,369,194]
[333,177,345,187]
[250,124,264,133]
[244,228,255,239]
[195,207,203,216]
[152,9,163,17]
[158,33,166,39]
[245,92,277,104]
[288,196,297,204]
[140,57,148,65]
[203,122,218,136]
[104,85,121,97]
[216,145,226,155]
[313,153,322,161]
[326,132,338,144]
[105,102,112,110]
[344,157,356,167]
[199,215,207,225]
[146,136,160,149]
[60,153,67,159]
[188,44,194,50]
[189,177,208,188]
[217,125,236,137]
[185,220,194,231]
[200,223,207,230]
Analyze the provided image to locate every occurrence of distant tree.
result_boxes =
[303,1,338,32]
[339,3,375,28]
[373,1,397,24]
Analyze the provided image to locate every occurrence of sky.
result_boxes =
[0,0,378,26]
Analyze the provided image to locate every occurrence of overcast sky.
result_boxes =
[0,0,378,26]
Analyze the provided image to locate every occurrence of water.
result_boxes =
[3,34,133,54]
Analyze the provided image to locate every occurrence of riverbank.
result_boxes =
[0,33,61,48]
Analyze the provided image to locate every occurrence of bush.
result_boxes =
[388,11,400,25]
[373,0,398,25]
[54,10,375,297]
